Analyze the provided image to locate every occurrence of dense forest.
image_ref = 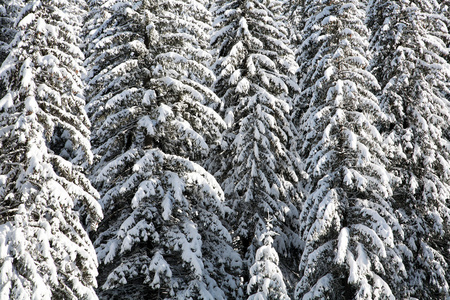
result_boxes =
[0,0,449,299]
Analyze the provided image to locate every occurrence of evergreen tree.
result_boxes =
[0,0,102,299]
[437,0,450,63]
[0,0,22,63]
[368,0,450,298]
[84,0,240,298]
[209,0,302,297]
[0,0,24,97]
[282,0,304,60]
[294,0,406,298]
[247,224,290,300]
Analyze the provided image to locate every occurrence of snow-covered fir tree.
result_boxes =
[0,0,24,96]
[0,0,102,299]
[437,0,450,64]
[0,0,22,62]
[84,0,241,298]
[247,223,290,300]
[368,0,450,298]
[0,1,17,60]
[209,0,302,297]
[294,0,407,298]
[279,0,304,59]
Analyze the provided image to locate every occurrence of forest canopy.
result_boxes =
[0,0,449,299]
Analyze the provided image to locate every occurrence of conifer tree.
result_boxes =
[294,0,406,298]
[209,0,302,296]
[247,224,290,300]
[368,0,450,298]
[84,0,241,298]
[437,0,450,63]
[0,0,102,299]
[0,1,22,61]
[0,0,23,96]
